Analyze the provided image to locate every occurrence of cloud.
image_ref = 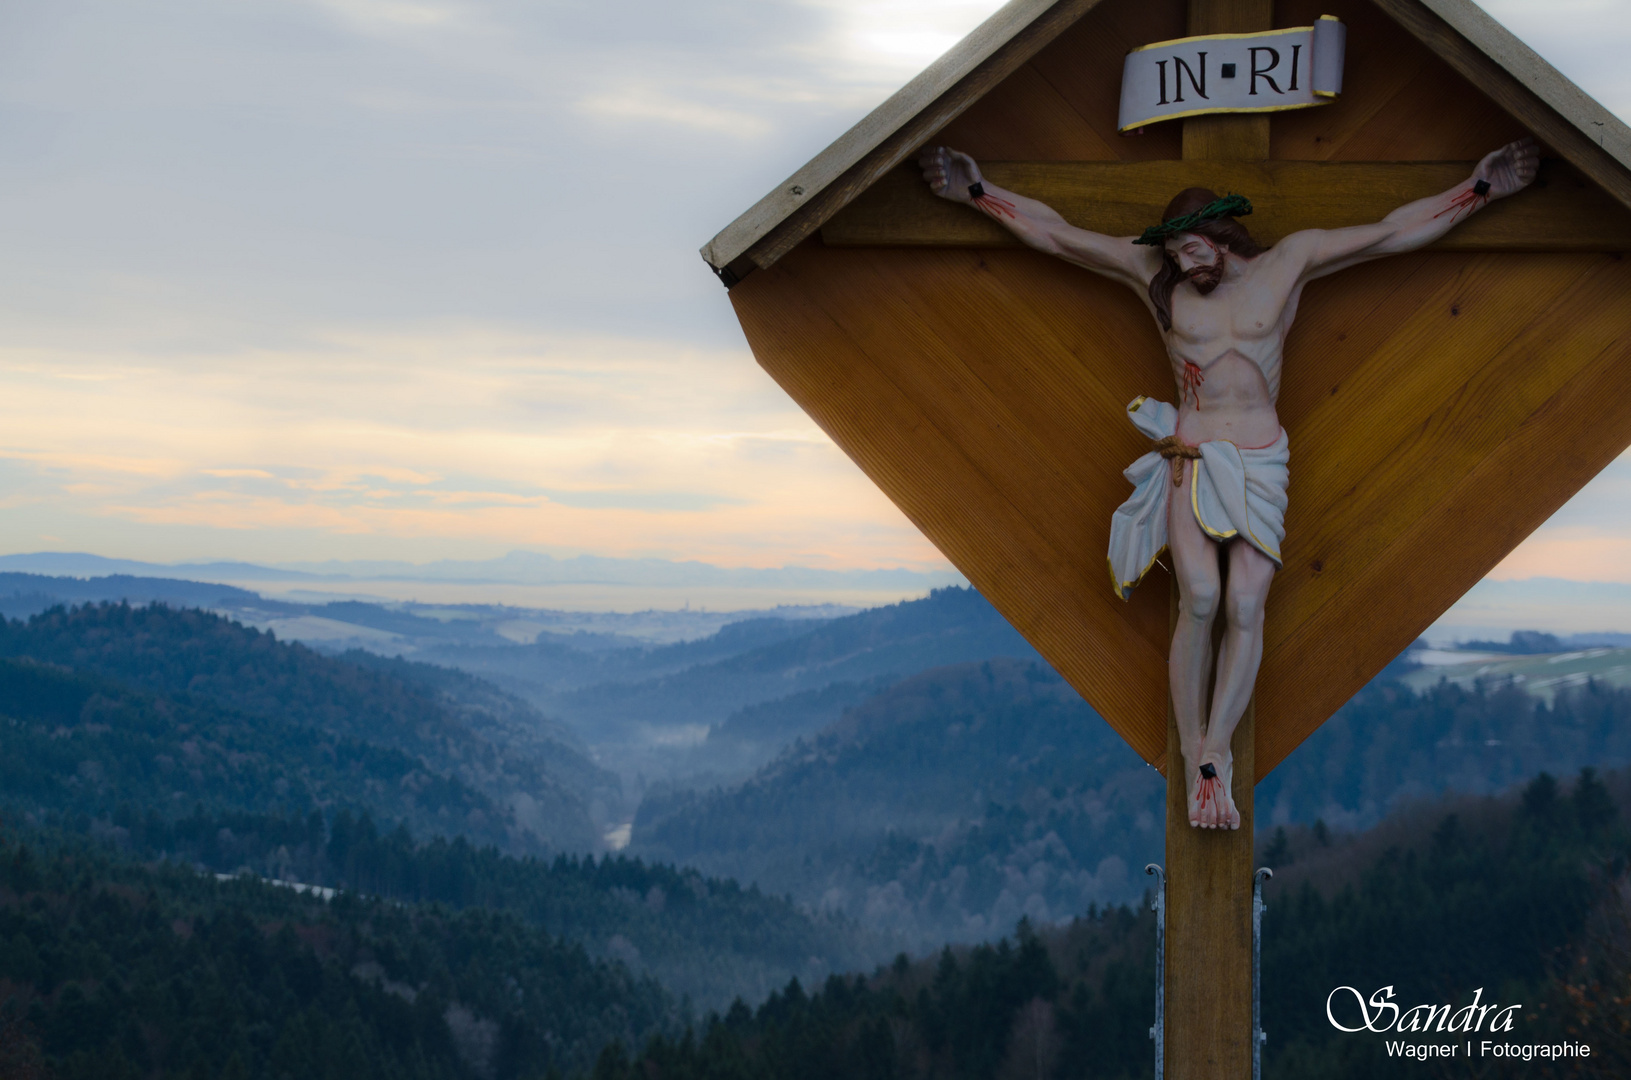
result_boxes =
[1486,455,1631,584]
[1479,1,1631,115]
[0,0,1026,353]
[577,87,773,138]
[0,0,1626,588]
[0,330,941,569]
[306,0,468,33]
[201,469,278,480]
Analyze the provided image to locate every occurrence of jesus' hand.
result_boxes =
[918,146,983,204]
[1473,137,1540,199]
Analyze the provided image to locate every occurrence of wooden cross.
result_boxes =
[1164,5,1273,1074]
[711,0,1631,1075]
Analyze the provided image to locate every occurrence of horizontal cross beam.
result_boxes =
[821,158,1631,252]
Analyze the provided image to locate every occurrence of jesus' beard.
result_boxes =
[1187,263,1223,294]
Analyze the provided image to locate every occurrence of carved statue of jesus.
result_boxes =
[921,138,1538,830]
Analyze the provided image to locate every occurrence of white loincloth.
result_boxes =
[1107,396,1290,600]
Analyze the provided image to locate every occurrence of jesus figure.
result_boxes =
[921,138,1538,830]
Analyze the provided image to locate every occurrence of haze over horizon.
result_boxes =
[2,1,1629,611]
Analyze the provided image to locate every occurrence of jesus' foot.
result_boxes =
[1187,751,1240,830]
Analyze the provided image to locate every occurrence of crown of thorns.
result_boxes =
[1133,194,1254,246]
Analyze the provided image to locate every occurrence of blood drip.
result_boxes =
[1433,186,1488,223]
[1196,774,1220,821]
[1181,361,1205,410]
[1194,773,1230,823]
[973,194,1017,219]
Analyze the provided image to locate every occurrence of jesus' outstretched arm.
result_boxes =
[918,146,1158,291]
[1281,138,1540,280]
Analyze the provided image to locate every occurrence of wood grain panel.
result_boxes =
[1183,115,1270,162]
[732,247,1173,762]
[1031,1,1187,160]
[1267,256,1607,654]
[964,250,1178,655]
[822,159,1631,250]
[1275,254,1476,422]
[864,255,1156,509]
[735,265,1121,641]
[1282,257,1590,516]
[964,248,1169,409]
[927,62,1116,162]
[1255,257,1631,773]
[1320,44,1528,162]
[795,247,1180,665]
[733,243,1631,780]
[940,0,1186,161]
[1273,0,1524,162]
[796,259,1119,559]
[1271,0,1430,160]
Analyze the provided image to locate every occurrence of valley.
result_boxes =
[3,570,1631,1077]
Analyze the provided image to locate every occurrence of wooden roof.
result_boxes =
[701,0,1631,282]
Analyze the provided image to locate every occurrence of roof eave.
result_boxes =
[1419,0,1631,169]
[702,0,1631,282]
[700,0,1083,274]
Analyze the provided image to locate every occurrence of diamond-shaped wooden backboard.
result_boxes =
[724,0,1631,781]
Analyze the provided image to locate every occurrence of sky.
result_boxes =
[0,0,1629,590]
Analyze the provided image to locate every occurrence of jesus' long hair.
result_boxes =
[1147,187,1267,331]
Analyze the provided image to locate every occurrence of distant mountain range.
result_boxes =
[1429,575,1631,640]
[0,571,271,619]
[422,586,1048,786]
[0,549,964,591]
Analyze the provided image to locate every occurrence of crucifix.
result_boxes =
[919,134,1536,832]
[703,0,1631,1076]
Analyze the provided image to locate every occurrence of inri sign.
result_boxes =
[1118,16,1347,131]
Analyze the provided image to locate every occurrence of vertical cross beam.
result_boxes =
[1165,673,1256,1078]
[1164,2,1271,1077]
[1182,0,1273,161]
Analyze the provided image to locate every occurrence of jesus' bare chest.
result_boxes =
[1162,265,1302,401]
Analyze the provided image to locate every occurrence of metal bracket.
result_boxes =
[1145,863,1166,1080]
[1253,867,1273,1080]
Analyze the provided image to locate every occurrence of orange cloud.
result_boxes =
[0,330,949,571]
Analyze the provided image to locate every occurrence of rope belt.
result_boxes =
[1153,435,1202,487]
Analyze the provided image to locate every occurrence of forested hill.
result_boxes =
[423,586,1047,787]
[0,571,268,620]
[88,803,877,1011]
[0,601,889,1009]
[634,658,1631,948]
[1257,672,1631,829]
[0,828,673,1080]
[608,769,1631,1080]
[0,603,616,851]
[0,656,516,851]
[422,615,828,697]
[10,770,1629,1079]
[633,658,1161,946]
[0,651,880,1010]
[546,587,1044,733]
